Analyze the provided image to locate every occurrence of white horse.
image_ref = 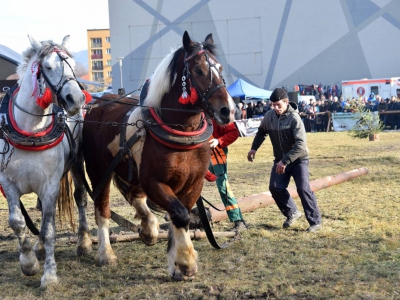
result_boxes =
[0,35,92,287]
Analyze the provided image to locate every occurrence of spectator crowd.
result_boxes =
[234,93,400,133]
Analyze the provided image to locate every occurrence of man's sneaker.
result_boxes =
[306,224,321,232]
[233,220,248,231]
[282,211,302,228]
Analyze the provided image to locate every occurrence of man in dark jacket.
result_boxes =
[246,102,254,119]
[253,101,264,116]
[247,88,322,232]
[377,96,388,127]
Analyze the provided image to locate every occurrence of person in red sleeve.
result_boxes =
[208,119,247,230]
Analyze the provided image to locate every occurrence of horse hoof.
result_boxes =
[96,253,117,266]
[139,231,158,246]
[172,270,195,281]
[77,245,93,257]
[76,232,93,256]
[40,273,58,288]
[20,253,40,276]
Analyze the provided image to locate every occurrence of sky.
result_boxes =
[0,0,110,54]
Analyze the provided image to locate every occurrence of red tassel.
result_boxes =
[179,87,198,105]
[82,90,92,103]
[36,88,53,109]
[204,170,217,182]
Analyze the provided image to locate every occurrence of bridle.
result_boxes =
[40,45,85,106]
[183,44,226,116]
[12,45,84,118]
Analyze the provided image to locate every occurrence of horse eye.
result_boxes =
[195,69,203,76]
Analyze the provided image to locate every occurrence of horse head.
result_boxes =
[26,35,86,116]
[181,31,235,125]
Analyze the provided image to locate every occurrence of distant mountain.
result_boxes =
[72,49,88,70]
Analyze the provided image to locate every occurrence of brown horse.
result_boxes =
[82,31,235,280]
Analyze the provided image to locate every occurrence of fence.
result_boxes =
[235,110,400,137]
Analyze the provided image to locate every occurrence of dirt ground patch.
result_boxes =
[1,131,400,299]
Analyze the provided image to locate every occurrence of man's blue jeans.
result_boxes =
[269,159,321,226]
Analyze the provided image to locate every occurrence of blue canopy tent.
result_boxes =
[227,78,272,100]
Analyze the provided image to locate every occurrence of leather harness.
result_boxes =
[90,104,213,201]
[0,85,65,150]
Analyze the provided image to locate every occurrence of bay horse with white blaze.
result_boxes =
[0,35,91,287]
[82,31,235,280]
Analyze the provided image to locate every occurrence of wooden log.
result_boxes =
[208,168,369,222]
[67,230,236,244]
[378,110,400,115]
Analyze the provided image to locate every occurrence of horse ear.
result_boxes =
[61,35,71,49]
[183,31,192,53]
[205,33,214,45]
[28,35,42,52]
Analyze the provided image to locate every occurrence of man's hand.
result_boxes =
[247,149,256,162]
[209,138,219,149]
[275,161,286,174]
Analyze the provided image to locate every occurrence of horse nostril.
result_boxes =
[65,94,74,105]
[220,107,230,117]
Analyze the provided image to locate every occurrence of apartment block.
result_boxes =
[87,29,112,86]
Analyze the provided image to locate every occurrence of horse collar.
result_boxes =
[141,107,213,150]
[0,85,65,151]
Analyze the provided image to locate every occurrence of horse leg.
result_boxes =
[33,198,46,260]
[36,197,42,211]
[38,190,59,287]
[70,165,92,256]
[34,235,46,261]
[167,223,198,281]
[3,180,40,277]
[94,180,117,266]
[130,192,159,246]
[146,184,197,280]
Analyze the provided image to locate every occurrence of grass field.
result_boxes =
[0,131,399,299]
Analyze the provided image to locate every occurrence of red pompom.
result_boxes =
[36,88,53,109]
[178,86,198,105]
[204,170,217,182]
[82,90,92,103]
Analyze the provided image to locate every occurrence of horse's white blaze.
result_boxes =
[211,63,221,79]
[213,92,236,123]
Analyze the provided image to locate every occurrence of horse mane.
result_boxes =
[144,39,216,108]
[16,40,73,85]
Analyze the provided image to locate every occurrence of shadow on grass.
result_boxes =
[260,224,281,231]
